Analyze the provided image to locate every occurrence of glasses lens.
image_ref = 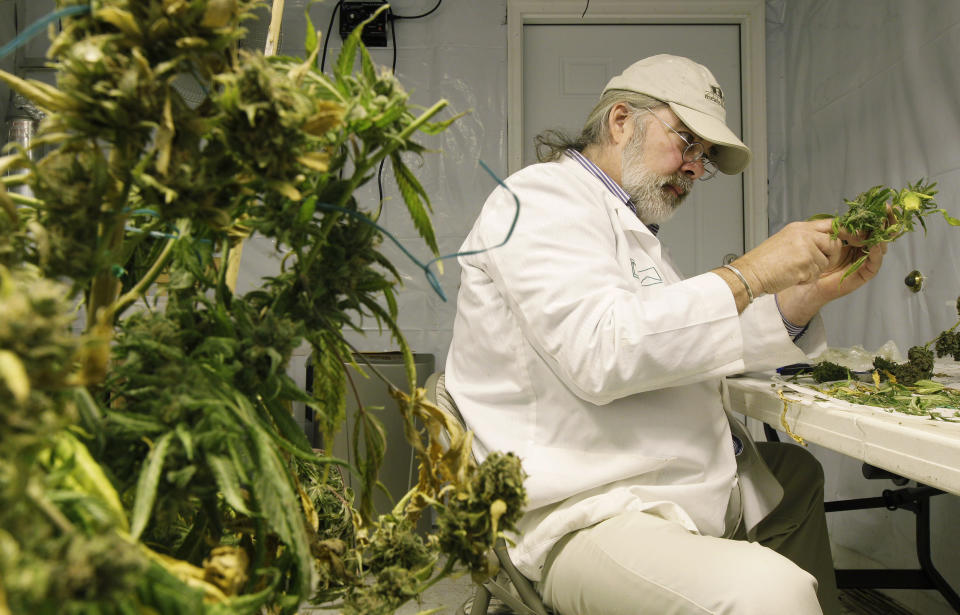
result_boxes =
[682,142,704,163]
[699,160,719,181]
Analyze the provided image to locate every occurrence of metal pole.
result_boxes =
[4,91,44,198]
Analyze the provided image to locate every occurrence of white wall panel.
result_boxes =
[768,1,960,612]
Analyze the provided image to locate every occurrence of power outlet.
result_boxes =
[339,2,388,47]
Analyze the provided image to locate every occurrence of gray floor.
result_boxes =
[302,574,923,614]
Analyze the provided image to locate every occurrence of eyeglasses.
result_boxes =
[643,108,719,181]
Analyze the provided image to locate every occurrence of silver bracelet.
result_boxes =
[723,264,755,304]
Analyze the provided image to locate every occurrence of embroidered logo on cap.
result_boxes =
[705,84,725,109]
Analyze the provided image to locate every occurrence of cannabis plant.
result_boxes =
[0,1,525,613]
[811,179,960,281]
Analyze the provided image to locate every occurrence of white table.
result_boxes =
[721,360,960,495]
[723,360,960,609]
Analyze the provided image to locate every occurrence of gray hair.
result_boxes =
[534,90,665,162]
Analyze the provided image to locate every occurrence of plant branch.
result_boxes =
[107,235,177,321]
[6,192,43,207]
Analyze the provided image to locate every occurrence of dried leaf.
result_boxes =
[0,349,30,403]
[0,69,75,111]
[95,6,142,38]
[298,151,331,172]
[155,94,175,176]
[0,186,17,223]
[302,101,344,135]
[201,0,236,29]
[270,181,302,201]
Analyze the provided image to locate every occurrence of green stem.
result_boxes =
[926,316,960,348]
[115,218,167,266]
[27,484,75,535]
[6,192,43,207]
[413,556,456,595]
[104,221,182,322]
[245,517,268,594]
[86,145,139,331]
[338,99,448,210]
[0,174,30,185]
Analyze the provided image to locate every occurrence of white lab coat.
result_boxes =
[445,155,826,580]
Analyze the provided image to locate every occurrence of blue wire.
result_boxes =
[0,4,92,61]
[124,225,179,240]
[314,159,520,302]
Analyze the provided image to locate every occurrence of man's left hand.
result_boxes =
[776,238,887,326]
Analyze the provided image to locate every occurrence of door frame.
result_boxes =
[506,0,768,250]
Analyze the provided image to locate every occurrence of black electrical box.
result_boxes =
[339,2,389,47]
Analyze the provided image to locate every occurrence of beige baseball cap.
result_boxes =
[603,54,751,175]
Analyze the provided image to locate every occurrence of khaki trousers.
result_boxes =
[539,443,840,615]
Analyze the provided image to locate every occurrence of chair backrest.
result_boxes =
[424,372,465,450]
[424,372,551,615]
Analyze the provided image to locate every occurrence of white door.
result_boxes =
[522,24,745,277]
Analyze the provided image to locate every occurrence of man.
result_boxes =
[445,54,885,614]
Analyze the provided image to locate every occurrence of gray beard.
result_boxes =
[620,135,694,225]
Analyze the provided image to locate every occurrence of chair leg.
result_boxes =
[493,540,550,615]
[464,584,491,615]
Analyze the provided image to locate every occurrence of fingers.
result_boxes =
[861,243,886,273]
[834,228,869,246]
[735,220,846,295]
[812,228,844,266]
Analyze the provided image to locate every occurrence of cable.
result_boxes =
[0,4,91,60]
[314,160,520,302]
[390,0,442,20]
[376,6,400,208]
[324,0,441,227]
[319,0,343,74]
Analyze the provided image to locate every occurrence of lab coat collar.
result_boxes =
[557,155,663,255]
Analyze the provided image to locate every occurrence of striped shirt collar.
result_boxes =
[563,149,659,236]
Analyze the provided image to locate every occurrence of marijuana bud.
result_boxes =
[811,361,850,383]
[935,331,960,361]
[436,451,526,579]
[873,346,934,386]
[907,345,934,375]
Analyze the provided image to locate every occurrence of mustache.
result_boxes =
[665,172,694,194]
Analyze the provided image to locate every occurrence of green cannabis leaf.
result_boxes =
[813,179,960,281]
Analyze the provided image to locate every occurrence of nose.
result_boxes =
[681,158,706,179]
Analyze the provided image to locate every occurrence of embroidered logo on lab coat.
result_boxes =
[631,260,662,286]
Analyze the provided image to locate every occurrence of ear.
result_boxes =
[608,102,636,146]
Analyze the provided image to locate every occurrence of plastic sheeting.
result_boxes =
[767,0,960,353]
[767,3,960,612]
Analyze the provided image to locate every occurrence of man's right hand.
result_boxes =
[732,219,844,296]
